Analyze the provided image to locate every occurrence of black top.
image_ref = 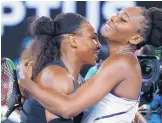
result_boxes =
[20,60,80,123]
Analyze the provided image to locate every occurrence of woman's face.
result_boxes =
[75,21,101,65]
[102,7,144,45]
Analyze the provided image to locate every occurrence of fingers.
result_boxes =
[18,60,33,79]
[134,112,140,123]
[19,63,25,79]
[26,64,33,79]
[138,104,150,111]
[134,112,147,123]
[20,59,31,66]
[27,61,34,67]
[132,120,137,123]
[138,105,145,111]
[137,112,147,123]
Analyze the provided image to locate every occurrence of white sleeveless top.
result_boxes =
[81,52,140,123]
[81,93,139,123]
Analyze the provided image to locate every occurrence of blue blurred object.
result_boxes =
[150,95,162,109]
[21,37,33,50]
[143,95,162,123]
[84,65,98,81]
[84,60,103,81]
[13,58,20,68]
[2,119,17,123]
[147,114,162,123]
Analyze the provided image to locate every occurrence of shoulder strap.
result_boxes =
[42,59,78,92]
[42,59,66,70]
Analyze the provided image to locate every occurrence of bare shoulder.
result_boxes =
[103,53,138,68]
[99,53,139,78]
[35,65,74,94]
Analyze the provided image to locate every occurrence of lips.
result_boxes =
[105,21,115,30]
[94,50,100,56]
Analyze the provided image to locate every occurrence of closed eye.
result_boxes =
[121,18,127,22]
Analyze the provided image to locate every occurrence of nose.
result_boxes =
[97,41,102,50]
[110,14,118,23]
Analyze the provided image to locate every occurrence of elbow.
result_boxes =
[61,107,77,119]
[49,101,77,119]
[60,104,78,119]
[50,97,79,119]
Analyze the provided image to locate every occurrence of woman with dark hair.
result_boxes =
[20,13,101,123]
[20,7,162,123]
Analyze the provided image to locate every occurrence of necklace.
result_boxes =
[60,56,76,81]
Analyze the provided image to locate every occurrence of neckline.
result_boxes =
[60,58,81,84]
[121,52,138,61]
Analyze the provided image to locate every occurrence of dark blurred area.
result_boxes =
[136,45,162,123]
[1,1,162,123]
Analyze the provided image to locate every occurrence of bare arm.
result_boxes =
[34,65,75,120]
[20,56,127,118]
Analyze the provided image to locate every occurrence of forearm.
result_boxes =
[24,79,72,118]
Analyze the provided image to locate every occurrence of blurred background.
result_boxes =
[1,1,162,123]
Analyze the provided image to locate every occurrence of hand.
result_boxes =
[18,60,34,93]
[18,60,33,80]
[132,112,147,123]
[132,106,147,123]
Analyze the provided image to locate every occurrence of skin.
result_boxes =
[20,20,101,122]
[43,21,101,121]
[20,7,146,121]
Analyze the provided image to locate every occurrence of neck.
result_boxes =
[107,41,136,56]
[60,53,83,81]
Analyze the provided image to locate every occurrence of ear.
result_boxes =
[68,34,77,48]
[129,35,143,45]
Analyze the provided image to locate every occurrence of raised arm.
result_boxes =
[20,56,127,118]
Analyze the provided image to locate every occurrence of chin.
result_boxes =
[92,61,96,65]
[92,58,97,65]
[88,60,96,66]
[101,31,111,40]
[101,29,107,37]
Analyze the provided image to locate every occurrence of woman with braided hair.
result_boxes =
[20,13,101,123]
[20,7,162,123]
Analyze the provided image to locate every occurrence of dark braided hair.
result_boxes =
[137,7,162,49]
[20,13,87,79]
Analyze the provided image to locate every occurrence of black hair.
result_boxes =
[137,7,162,49]
[20,13,87,79]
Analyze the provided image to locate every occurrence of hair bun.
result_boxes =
[147,7,162,47]
[29,16,54,37]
